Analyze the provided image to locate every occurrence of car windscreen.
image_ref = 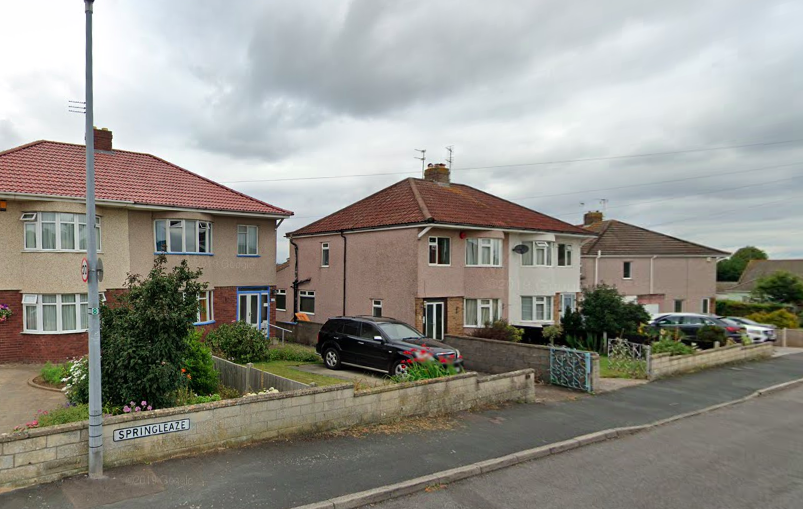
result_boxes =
[377,322,423,340]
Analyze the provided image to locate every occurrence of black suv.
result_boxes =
[316,316,464,376]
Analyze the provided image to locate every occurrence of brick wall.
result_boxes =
[445,297,463,335]
[0,369,535,490]
[649,342,773,380]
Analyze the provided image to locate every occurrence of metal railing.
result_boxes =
[262,323,293,345]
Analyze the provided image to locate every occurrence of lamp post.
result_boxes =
[84,0,103,479]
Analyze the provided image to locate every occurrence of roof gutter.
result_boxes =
[290,222,596,239]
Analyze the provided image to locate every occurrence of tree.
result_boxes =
[100,256,206,408]
[580,285,651,338]
[751,271,803,305]
[717,246,768,282]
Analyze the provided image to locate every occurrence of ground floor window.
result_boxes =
[22,293,105,333]
[195,290,214,324]
[275,289,286,311]
[701,298,710,314]
[464,298,501,327]
[300,290,315,315]
[560,293,576,316]
[372,299,383,317]
[521,295,554,322]
[674,299,684,312]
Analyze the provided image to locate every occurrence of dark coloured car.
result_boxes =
[316,316,464,376]
[650,313,743,346]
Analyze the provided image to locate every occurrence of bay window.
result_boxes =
[154,219,213,254]
[466,238,502,267]
[237,225,258,255]
[21,212,101,251]
[23,293,103,333]
[521,295,554,322]
[464,298,501,327]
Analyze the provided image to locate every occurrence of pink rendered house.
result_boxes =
[276,164,594,339]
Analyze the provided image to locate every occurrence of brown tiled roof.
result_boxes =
[725,259,803,292]
[290,178,590,236]
[581,220,729,256]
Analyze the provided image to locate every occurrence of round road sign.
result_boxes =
[81,257,89,283]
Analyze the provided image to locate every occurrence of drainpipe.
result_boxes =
[594,250,601,286]
[290,237,299,319]
[340,231,347,316]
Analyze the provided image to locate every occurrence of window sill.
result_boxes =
[154,252,214,256]
[193,320,216,326]
[428,263,452,267]
[465,265,503,268]
[622,277,633,280]
[237,254,260,258]
[275,309,287,312]
[23,250,104,254]
[22,330,88,335]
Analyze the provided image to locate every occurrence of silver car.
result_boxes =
[723,316,777,343]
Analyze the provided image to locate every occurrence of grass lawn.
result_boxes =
[598,355,644,379]
[253,360,346,387]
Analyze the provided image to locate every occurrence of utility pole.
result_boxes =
[414,149,426,178]
[84,0,103,479]
[445,145,454,170]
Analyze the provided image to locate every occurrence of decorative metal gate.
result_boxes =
[549,347,593,392]
[607,338,651,379]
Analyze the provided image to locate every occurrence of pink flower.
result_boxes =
[141,401,147,406]
[147,405,152,411]
[135,407,141,412]
[130,401,135,406]
[123,405,131,413]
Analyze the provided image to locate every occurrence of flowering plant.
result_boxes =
[123,400,153,413]
[0,304,12,323]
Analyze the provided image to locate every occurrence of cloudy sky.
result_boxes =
[1,0,801,262]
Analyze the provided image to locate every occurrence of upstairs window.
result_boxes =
[466,238,502,267]
[428,237,451,265]
[522,241,552,266]
[557,244,572,267]
[321,243,330,267]
[154,220,213,254]
[623,261,632,279]
[22,212,101,252]
[237,225,258,255]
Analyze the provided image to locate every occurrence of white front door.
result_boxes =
[424,301,445,340]
[238,293,260,327]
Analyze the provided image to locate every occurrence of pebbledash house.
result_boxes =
[0,128,292,362]
[277,164,595,340]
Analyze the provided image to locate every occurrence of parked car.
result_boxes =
[649,313,743,346]
[316,316,464,376]
[724,316,777,343]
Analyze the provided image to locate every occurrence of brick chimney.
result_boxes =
[583,210,603,226]
[424,163,450,185]
[94,127,113,152]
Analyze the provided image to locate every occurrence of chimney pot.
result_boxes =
[424,163,450,185]
[93,127,113,151]
[583,210,603,226]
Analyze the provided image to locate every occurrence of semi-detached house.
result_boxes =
[0,129,292,362]
[277,164,594,339]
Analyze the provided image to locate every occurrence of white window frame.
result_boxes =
[22,293,103,334]
[21,212,101,252]
[557,243,572,267]
[299,290,315,315]
[623,261,632,279]
[372,299,383,317]
[195,290,214,325]
[428,237,451,266]
[701,298,710,314]
[321,243,330,267]
[237,225,259,256]
[463,298,501,327]
[466,238,502,267]
[521,241,553,267]
[274,289,287,312]
[560,293,577,316]
[153,219,213,254]
[521,295,554,322]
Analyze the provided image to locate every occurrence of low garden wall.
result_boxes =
[276,320,325,346]
[443,335,600,392]
[0,369,535,490]
[649,342,773,380]
[781,329,803,348]
[212,356,308,393]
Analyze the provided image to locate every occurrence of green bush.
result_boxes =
[470,320,523,342]
[542,324,563,344]
[267,344,320,363]
[565,333,604,354]
[65,356,90,405]
[217,384,241,399]
[391,359,458,383]
[746,309,799,329]
[100,256,205,408]
[581,285,650,338]
[205,322,271,363]
[36,404,89,427]
[715,300,787,317]
[183,330,219,395]
[188,393,222,405]
[560,309,585,338]
[696,325,727,345]
[651,338,695,356]
[40,362,68,386]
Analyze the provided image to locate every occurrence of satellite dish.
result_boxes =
[512,244,529,255]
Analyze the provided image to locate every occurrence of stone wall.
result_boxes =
[649,342,773,380]
[0,370,535,490]
[275,320,324,346]
[212,356,309,393]
[443,335,600,392]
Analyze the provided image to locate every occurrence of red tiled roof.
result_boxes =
[0,140,292,216]
[291,178,590,236]
[581,220,728,256]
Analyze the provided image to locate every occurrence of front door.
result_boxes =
[424,301,445,340]
[238,289,271,331]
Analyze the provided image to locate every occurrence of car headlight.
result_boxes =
[454,349,461,358]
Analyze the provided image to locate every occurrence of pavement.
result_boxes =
[0,364,66,431]
[372,382,803,509]
[2,351,803,509]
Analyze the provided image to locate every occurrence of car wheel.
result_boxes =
[323,348,341,370]
[390,360,408,377]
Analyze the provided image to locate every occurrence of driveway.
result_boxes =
[0,364,66,431]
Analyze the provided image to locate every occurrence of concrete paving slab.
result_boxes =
[0,364,66,431]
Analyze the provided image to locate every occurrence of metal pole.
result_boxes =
[84,0,103,479]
